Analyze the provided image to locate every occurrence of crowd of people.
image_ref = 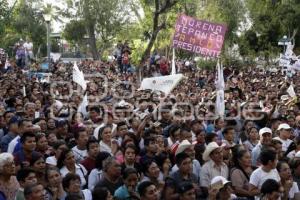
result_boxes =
[1,44,300,200]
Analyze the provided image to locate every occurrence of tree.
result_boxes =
[63,20,86,45]
[64,0,132,59]
[12,0,47,53]
[241,0,300,58]
[0,0,14,38]
[140,0,179,65]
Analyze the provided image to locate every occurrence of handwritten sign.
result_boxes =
[173,14,227,57]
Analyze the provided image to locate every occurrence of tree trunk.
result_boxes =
[139,0,178,66]
[86,24,98,60]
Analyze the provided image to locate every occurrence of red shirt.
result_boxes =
[80,157,95,174]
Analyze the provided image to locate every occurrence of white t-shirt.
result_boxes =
[289,182,299,199]
[82,189,92,200]
[72,146,88,163]
[88,169,103,191]
[99,140,113,155]
[249,167,281,200]
[23,42,33,53]
[273,137,293,152]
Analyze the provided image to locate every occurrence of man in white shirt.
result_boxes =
[200,142,229,196]
[251,127,272,167]
[273,123,293,152]
[249,148,281,200]
[23,38,34,65]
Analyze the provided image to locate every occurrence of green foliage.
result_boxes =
[240,0,300,58]
[0,0,11,37]
[0,0,48,56]
[63,20,86,44]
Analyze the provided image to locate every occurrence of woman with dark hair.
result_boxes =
[57,148,87,188]
[46,140,67,167]
[167,125,180,148]
[88,151,111,191]
[35,132,50,157]
[243,127,259,152]
[260,179,281,200]
[98,125,118,156]
[155,152,172,179]
[29,152,46,186]
[240,121,256,143]
[140,159,163,190]
[230,149,254,199]
[276,161,300,199]
[71,112,84,126]
[120,144,142,175]
[44,167,64,200]
[114,168,140,200]
[62,173,91,200]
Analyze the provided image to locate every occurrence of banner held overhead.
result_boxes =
[173,14,227,57]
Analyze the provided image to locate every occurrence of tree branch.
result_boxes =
[158,0,178,14]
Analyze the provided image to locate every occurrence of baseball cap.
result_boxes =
[277,123,292,131]
[210,176,231,189]
[259,127,272,137]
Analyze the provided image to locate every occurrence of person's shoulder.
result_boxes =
[114,185,127,197]
[202,160,212,168]
[72,145,78,151]
[251,167,263,176]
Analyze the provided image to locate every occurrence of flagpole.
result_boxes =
[171,48,176,75]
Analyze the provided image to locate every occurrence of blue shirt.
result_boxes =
[251,143,262,167]
[0,132,16,152]
[114,185,131,200]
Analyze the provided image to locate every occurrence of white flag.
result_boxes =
[23,86,26,97]
[287,84,296,98]
[4,59,10,70]
[171,49,176,75]
[73,62,87,91]
[78,94,89,118]
[215,60,225,117]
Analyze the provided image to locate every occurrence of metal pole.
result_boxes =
[47,21,51,68]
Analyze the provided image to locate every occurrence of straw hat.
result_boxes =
[203,142,221,161]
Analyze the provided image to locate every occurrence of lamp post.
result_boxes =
[278,35,290,54]
[43,14,51,68]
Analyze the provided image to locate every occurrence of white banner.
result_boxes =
[139,74,184,95]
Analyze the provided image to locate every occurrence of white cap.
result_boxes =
[259,127,272,138]
[210,176,231,186]
[277,123,292,131]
